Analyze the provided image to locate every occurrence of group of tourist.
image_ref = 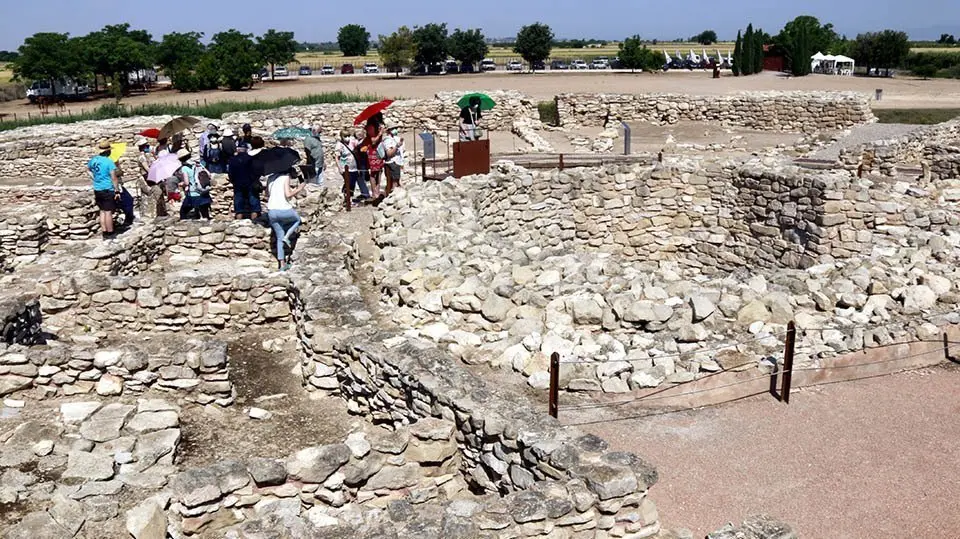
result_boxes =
[87,115,406,271]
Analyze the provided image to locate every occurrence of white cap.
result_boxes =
[223,129,234,137]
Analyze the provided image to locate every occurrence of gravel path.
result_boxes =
[576,365,960,538]
[808,123,921,161]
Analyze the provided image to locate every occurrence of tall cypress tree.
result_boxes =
[732,30,742,76]
[743,24,755,75]
[754,27,765,74]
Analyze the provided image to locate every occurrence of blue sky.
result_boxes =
[1,0,958,50]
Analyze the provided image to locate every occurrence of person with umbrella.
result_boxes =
[459,95,484,141]
[266,166,308,271]
[227,144,260,221]
[363,112,386,199]
[87,140,121,240]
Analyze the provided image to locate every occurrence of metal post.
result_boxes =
[621,122,631,155]
[343,166,352,212]
[421,158,427,180]
[548,352,559,418]
[559,153,565,171]
[782,321,796,404]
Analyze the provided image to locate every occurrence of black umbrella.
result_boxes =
[252,147,301,178]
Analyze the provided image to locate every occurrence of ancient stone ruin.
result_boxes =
[6,88,950,539]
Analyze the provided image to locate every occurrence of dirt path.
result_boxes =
[576,365,960,538]
[3,71,960,116]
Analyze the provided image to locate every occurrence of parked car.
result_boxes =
[531,60,546,71]
[298,65,312,76]
[258,68,269,79]
[320,65,335,75]
[341,64,355,74]
[362,63,379,74]
[274,65,289,77]
[459,62,475,73]
[480,59,497,71]
[550,60,569,70]
[571,59,589,70]
[609,57,623,69]
[590,58,609,69]
[506,60,523,71]
[445,60,459,73]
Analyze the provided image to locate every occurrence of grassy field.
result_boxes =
[0,63,13,84]
[0,91,378,132]
[910,47,960,54]
[874,108,960,124]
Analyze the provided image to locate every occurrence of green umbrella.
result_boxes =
[272,127,313,140]
[457,93,496,111]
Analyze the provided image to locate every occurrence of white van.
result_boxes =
[481,59,497,71]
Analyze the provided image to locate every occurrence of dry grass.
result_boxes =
[910,47,960,54]
[295,43,738,66]
[0,63,13,84]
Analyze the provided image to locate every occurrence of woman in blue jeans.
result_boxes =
[267,167,307,271]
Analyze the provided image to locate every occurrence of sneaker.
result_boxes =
[282,237,292,249]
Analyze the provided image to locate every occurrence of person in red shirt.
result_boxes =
[363,112,385,200]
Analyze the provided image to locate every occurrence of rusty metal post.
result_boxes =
[421,158,427,180]
[782,321,796,404]
[559,154,565,171]
[342,166,352,212]
[548,352,559,418]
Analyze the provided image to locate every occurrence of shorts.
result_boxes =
[94,190,117,211]
[386,162,401,181]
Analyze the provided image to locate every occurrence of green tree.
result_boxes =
[210,29,261,91]
[692,30,718,45]
[732,30,742,76]
[156,32,205,73]
[13,32,79,90]
[852,32,879,74]
[618,35,645,72]
[874,30,910,76]
[514,23,554,68]
[412,23,449,67]
[337,24,370,56]
[0,51,19,62]
[742,24,755,75]
[777,16,840,74]
[258,29,297,80]
[448,28,488,69]
[379,26,416,77]
[754,27,765,74]
[81,25,155,98]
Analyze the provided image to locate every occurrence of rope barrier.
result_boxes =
[559,340,960,413]
[558,331,785,366]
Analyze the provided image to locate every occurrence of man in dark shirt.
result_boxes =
[227,146,260,220]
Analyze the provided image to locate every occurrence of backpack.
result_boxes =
[196,166,212,193]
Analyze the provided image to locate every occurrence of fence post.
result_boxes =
[421,158,427,180]
[782,320,796,404]
[558,153,565,171]
[549,352,559,419]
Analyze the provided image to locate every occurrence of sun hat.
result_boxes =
[176,149,191,160]
[134,137,148,147]
[223,128,234,137]
[97,140,111,150]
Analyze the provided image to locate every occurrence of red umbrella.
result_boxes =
[139,128,161,139]
[353,99,393,126]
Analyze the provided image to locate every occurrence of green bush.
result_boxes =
[874,108,960,124]
[906,51,960,78]
[538,100,559,126]
[0,91,382,132]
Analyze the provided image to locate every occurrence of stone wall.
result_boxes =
[288,233,662,536]
[556,91,876,131]
[925,143,960,180]
[35,269,291,332]
[838,118,960,175]
[0,336,233,405]
[0,187,99,246]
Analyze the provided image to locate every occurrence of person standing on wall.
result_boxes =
[87,140,120,240]
[303,125,325,185]
[267,166,307,271]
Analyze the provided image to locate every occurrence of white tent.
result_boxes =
[833,55,855,75]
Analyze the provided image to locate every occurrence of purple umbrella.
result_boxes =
[147,153,182,184]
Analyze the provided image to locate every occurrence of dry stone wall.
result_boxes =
[0,336,233,405]
[556,91,876,131]
[0,293,43,346]
[838,118,960,175]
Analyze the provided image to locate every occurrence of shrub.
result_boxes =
[538,100,559,125]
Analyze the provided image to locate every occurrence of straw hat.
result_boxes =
[176,149,191,160]
[134,137,148,147]
[222,128,234,137]
[97,140,111,150]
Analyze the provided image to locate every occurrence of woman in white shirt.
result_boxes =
[267,167,307,271]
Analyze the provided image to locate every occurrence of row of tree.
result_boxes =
[732,24,766,76]
[12,25,300,94]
